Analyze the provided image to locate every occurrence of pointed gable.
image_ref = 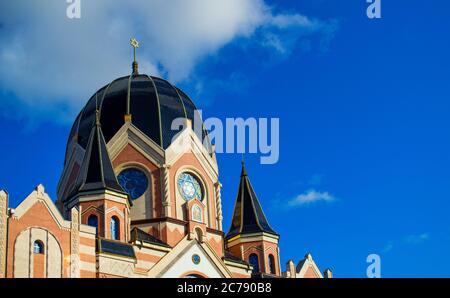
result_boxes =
[66,112,128,201]
[296,253,324,278]
[226,162,278,239]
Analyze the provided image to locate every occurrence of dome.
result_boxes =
[66,74,211,163]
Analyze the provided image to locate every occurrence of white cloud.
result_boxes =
[0,0,337,122]
[287,189,336,207]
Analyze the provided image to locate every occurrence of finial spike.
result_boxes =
[241,156,247,177]
[130,37,139,75]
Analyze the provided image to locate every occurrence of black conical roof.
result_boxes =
[66,113,129,203]
[226,163,278,239]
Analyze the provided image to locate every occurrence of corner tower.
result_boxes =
[225,162,280,277]
[62,112,131,241]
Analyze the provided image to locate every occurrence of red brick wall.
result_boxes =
[304,266,320,278]
[33,253,45,278]
[227,240,280,276]
[79,198,128,241]
[112,144,161,218]
[6,202,71,278]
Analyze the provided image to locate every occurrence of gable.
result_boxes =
[12,185,71,230]
[148,236,231,278]
[158,241,224,278]
[166,128,218,182]
[107,122,164,167]
[296,255,324,278]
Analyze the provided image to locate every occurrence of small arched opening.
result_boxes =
[268,254,276,274]
[87,214,99,235]
[249,253,259,273]
[110,216,120,240]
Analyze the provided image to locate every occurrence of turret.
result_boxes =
[225,162,280,276]
[62,112,131,241]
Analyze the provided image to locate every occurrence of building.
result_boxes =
[0,45,332,278]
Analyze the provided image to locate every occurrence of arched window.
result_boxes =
[87,215,99,235]
[249,253,259,273]
[194,227,203,242]
[110,216,120,240]
[268,254,276,274]
[33,240,44,254]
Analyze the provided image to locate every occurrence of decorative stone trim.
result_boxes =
[214,182,223,231]
[161,164,171,217]
[0,190,8,278]
[70,207,81,278]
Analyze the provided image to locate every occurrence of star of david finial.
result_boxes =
[130,38,139,50]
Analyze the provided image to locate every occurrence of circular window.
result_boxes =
[177,172,203,201]
[117,168,148,200]
[192,254,201,265]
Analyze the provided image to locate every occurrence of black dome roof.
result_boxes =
[66,74,211,163]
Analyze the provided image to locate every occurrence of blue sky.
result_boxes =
[1,0,450,277]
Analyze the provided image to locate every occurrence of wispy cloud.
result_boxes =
[0,0,338,123]
[287,189,337,207]
[403,233,429,244]
[382,233,430,254]
[382,241,394,253]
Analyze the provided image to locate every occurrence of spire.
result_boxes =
[66,114,129,203]
[241,159,247,177]
[130,37,139,75]
[226,162,278,239]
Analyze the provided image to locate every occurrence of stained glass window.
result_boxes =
[110,216,120,240]
[117,168,148,200]
[177,172,203,201]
